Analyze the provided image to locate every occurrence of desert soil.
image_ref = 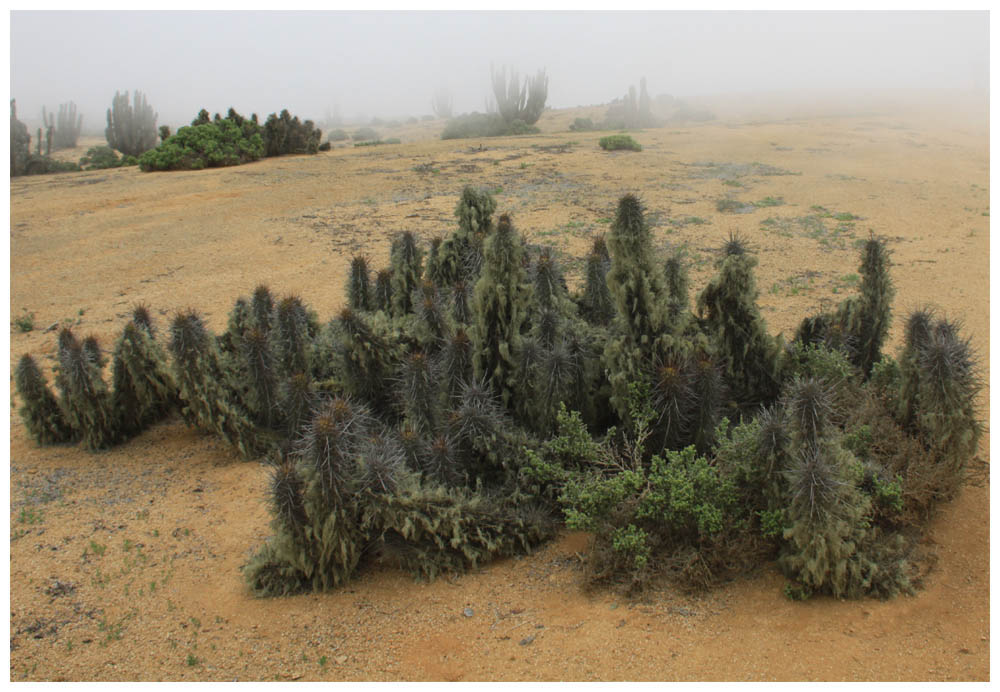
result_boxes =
[9,94,989,681]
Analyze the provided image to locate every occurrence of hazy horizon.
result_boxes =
[10,10,989,133]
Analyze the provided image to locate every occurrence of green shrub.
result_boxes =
[328,129,349,142]
[599,134,642,152]
[80,145,134,170]
[569,117,595,132]
[139,113,264,171]
[263,110,321,156]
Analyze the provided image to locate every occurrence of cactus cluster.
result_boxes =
[15,188,981,602]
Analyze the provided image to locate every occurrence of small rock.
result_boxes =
[335,655,348,665]
[463,607,474,618]
[519,635,535,646]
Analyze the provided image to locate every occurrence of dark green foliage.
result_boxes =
[560,444,738,589]
[450,280,473,325]
[346,256,372,312]
[80,145,136,170]
[111,320,178,437]
[262,109,322,156]
[390,232,424,317]
[55,329,117,450]
[599,134,642,152]
[471,214,531,408]
[139,108,264,171]
[15,354,75,445]
[697,235,782,409]
[105,90,158,157]
[327,129,349,142]
[569,117,595,132]
[578,239,615,326]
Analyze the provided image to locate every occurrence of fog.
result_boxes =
[9,11,989,133]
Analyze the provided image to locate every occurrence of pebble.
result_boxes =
[519,635,535,646]
[463,607,474,618]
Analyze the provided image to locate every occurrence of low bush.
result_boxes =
[352,127,379,142]
[569,117,595,132]
[80,145,138,170]
[599,134,642,152]
[441,113,540,140]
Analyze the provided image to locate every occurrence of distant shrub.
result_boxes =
[352,127,379,142]
[80,145,137,170]
[262,109,322,156]
[327,129,348,142]
[139,109,264,171]
[599,134,642,152]
[440,112,540,140]
[569,117,595,132]
[318,141,331,151]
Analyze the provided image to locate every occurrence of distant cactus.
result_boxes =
[105,90,158,157]
[45,102,82,149]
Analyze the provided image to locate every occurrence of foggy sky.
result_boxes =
[9,11,989,132]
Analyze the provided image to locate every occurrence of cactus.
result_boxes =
[396,351,440,434]
[55,328,117,450]
[10,100,30,176]
[346,256,372,312]
[15,354,76,445]
[578,242,614,326]
[105,90,158,157]
[664,249,690,326]
[390,231,423,317]
[471,213,532,408]
[250,284,275,333]
[374,269,393,313]
[697,234,782,409]
[271,295,312,378]
[110,319,178,437]
[436,187,496,286]
[168,310,264,459]
[337,308,402,414]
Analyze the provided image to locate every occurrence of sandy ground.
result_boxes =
[8,95,989,681]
